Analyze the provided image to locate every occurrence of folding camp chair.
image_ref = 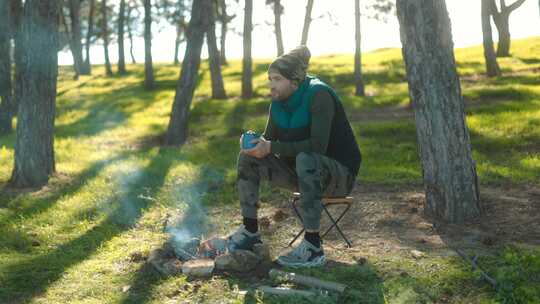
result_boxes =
[288,192,354,248]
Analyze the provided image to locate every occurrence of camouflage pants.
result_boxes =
[237,152,354,231]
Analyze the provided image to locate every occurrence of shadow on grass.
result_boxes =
[0,153,130,244]
[0,148,175,303]
[517,57,540,65]
[55,82,165,138]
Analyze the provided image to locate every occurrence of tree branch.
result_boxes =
[506,0,527,12]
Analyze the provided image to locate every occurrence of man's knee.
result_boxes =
[237,152,262,182]
[295,152,318,176]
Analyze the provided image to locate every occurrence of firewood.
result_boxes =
[257,286,317,298]
[269,269,347,293]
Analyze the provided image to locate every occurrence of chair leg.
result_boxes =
[288,197,304,247]
[321,203,353,248]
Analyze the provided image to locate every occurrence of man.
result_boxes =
[227,45,361,268]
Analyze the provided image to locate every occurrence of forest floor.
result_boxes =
[0,37,539,303]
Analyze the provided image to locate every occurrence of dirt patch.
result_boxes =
[247,183,540,265]
[320,183,540,255]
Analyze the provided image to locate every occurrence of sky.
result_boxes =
[58,0,540,65]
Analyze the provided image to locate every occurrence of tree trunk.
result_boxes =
[217,0,230,65]
[0,2,13,134]
[490,0,527,57]
[81,0,94,75]
[68,0,84,78]
[117,0,127,74]
[126,4,136,64]
[300,0,314,45]
[354,0,365,96]
[481,0,501,77]
[494,11,511,57]
[241,0,253,99]
[10,0,59,188]
[174,22,182,64]
[165,0,210,146]
[143,0,154,90]
[396,0,481,223]
[274,0,284,56]
[60,7,80,79]
[11,0,23,113]
[101,0,113,76]
[207,0,226,99]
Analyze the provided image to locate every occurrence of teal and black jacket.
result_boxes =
[263,76,361,177]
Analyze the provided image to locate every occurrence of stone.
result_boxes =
[411,250,426,259]
[148,247,183,276]
[231,250,261,270]
[215,253,236,270]
[162,259,183,275]
[215,249,261,272]
[182,259,215,278]
[355,257,367,266]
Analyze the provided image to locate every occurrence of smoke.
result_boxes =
[96,160,145,226]
[165,166,225,256]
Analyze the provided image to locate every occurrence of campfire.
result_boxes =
[148,235,269,278]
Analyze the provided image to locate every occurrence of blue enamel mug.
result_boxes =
[242,131,260,149]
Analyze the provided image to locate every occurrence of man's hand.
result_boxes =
[242,137,271,159]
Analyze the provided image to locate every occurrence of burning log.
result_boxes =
[198,237,227,258]
[269,269,347,293]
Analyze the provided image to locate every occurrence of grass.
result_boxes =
[0,36,539,303]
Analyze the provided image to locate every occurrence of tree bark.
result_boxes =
[216,0,232,65]
[101,0,113,76]
[490,0,527,57]
[354,0,365,96]
[273,0,284,56]
[481,0,501,77]
[11,0,23,113]
[174,21,182,64]
[396,0,481,223]
[207,0,226,99]
[126,3,136,64]
[0,1,13,134]
[60,7,79,79]
[10,0,59,188]
[494,10,511,57]
[300,0,314,46]
[165,0,211,145]
[143,0,154,89]
[117,0,127,74]
[241,0,253,99]
[81,0,94,75]
[68,0,84,78]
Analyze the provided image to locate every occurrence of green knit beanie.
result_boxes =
[268,45,311,85]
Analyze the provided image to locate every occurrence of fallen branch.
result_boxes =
[257,286,318,298]
[455,249,498,289]
[269,269,347,293]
